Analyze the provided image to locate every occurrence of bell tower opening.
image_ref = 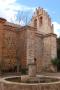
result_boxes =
[34,19,37,28]
[39,16,43,26]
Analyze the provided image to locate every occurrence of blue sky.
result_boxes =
[16,0,60,22]
[0,0,60,36]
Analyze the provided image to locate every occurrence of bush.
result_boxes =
[51,58,60,66]
[21,68,28,75]
[51,58,60,71]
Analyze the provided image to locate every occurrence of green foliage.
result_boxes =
[21,68,28,75]
[51,58,60,66]
[51,58,60,71]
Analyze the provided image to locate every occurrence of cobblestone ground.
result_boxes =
[40,72,60,77]
[0,72,60,78]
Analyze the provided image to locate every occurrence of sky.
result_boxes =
[0,0,60,37]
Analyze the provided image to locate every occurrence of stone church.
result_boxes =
[0,7,57,73]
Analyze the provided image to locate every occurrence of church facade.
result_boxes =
[0,7,57,73]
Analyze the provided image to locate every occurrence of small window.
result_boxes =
[34,58,36,64]
[34,19,37,27]
[39,16,42,25]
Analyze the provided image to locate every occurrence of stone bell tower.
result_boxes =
[30,7,54,35]
[29,7,57,72]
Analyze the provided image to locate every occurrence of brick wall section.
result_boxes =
[34,33,43,72]
[42,34,57,71]
[0,27,4,66]
[26,27,36,76]
[0,20,18,70]
[2,29,17,70]
[27,28,35,64]
[18,28,27,68]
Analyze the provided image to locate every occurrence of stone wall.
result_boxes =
[0,20,7,68]
[29,7,57,72]
[0,30,3,66]
[0,19,20,70]
[2,29,17,70]
[18,28,27,68]
[34,33,43,72]
[42,34,57,71]
[26,27,36,76]
[27,29,35,64]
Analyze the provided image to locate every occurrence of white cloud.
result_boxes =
[0,0,17,22]
[0,0,35,23]
[53,22,60,37]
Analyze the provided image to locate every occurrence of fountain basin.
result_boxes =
[0,75,60,90]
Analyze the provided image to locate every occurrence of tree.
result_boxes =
[15,11,32,74]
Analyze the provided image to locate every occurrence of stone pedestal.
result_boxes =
[28,63,36,77]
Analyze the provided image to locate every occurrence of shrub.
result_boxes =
[51,58,60,66]
[51,58,60,71]
[21,68,28,75]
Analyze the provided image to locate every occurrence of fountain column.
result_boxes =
[27,28,36,77]
[28,61,36,77]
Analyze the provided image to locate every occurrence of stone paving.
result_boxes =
[40,72,60,77]
[0,72,60,78]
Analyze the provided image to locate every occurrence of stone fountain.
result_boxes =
[0,58,60,90]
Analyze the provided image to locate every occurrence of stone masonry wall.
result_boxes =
[27,29,35,64]
[42,34,57,71]
[34,33,43,72]
[2,29,17,70]
[18,29,27,68]
[30,7,54,35]
[26,27,36,76]
[0,26,4,67]
[29,7,57,72]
